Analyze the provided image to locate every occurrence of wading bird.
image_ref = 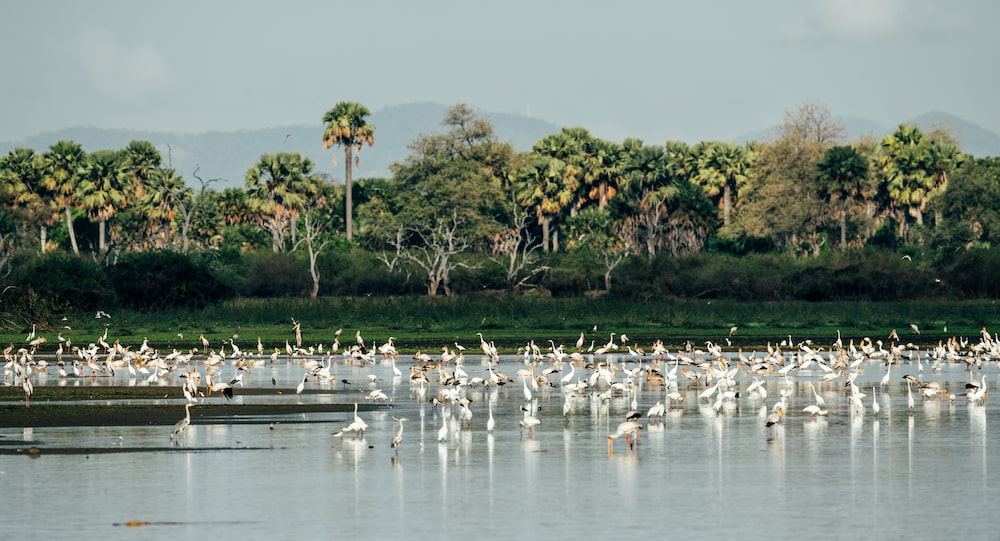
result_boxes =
[390,416,408,454]
[608,416,643,453]
[170,403,192,444]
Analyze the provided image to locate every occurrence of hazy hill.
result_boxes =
[737,111,1000,157]
[0,103,560,189]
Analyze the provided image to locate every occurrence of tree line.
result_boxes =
[2,101,999,309]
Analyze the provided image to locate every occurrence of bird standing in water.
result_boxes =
[390,416,408,454]
[519,405,540,439]
[608,412,643,454]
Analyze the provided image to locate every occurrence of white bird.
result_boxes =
[332,403,368,438]
[486,400,496,433]
[646,401,666,422]
[608,417,643,453]
[519,406,540,439]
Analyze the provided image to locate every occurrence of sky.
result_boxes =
[2,0,998,145]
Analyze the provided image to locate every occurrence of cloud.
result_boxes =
[72,28,172,101]
[820,0,902,37]
[777,0,906,44]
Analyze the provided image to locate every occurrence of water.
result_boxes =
[2,350,998,539]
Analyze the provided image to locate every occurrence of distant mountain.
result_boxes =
[736,112,999,158]
[0,103,561,189]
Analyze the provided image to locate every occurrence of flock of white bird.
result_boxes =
[3,324,997,454]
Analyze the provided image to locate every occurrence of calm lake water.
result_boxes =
[2,346,998,540]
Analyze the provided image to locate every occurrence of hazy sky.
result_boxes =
[2,0,998,145]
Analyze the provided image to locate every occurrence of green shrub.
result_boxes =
[107,251,233,310]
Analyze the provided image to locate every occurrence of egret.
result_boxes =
[486,399,496,433]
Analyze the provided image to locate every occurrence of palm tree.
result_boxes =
[0,147,54,251]
[135,167,187,249]
[817,145,870,249]
[79,149,126,252]
[245,152,317,252]
[879,125,932,239]
[514,154,573,252]
[42,140,86,254]
[121,140,162,201]
[532,128,589,215]
[322,102,375,241]
[693,141,753,226]
[623,141,681,258]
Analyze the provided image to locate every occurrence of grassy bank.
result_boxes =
[3,297,999,352]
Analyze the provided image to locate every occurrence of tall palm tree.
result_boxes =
[322,102,375,241]
[693,141,753,226]
[623,141,681,258]
[245,152,317,253]
[42,140,86,254]
[817,145,870,249]
[79,149,126,252]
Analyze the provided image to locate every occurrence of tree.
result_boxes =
[120,140,162,201]
[621,140,683,258]
[79,149,126,253]
[564,207,630,292]
[245,153,318,253]
[0,148,52,252]
[693,141,753,226]
[928,157,1000,250]
[358,104,512,295]
[322,102,374,241]
[489,185,548,293]
[514,154,572,252]
[130,167,187,250]
[293,181,334,298]
[817,145,870,249]
[729,104,844,256]
[879,124,931,240]
[42,141,87,255]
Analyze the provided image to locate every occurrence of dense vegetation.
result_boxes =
[2,101,1000,332]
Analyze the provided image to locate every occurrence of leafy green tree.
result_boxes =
[729,105,843,256]
[929,157,1000,250]
[358,104,511,295]
[322,102,375,241]
[245,152,318,253]
[41,141,87,255]
[564,207,630,292]
[79,149,126,252]
[818,145,870,249]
